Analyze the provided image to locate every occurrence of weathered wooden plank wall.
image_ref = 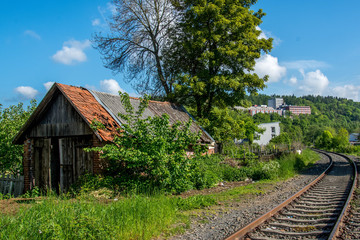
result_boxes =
[0,173,24,197]
[32,136,93,192]
[27,93,92,138]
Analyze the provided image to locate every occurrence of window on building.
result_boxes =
[271,134,276,138]
[271,127,275,133]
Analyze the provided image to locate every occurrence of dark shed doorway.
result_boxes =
[33,136,92,192]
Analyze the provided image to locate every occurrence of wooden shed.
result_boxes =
[13,83,215,193]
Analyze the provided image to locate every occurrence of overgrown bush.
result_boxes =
[221,165,247,182]
[89,93,207,194]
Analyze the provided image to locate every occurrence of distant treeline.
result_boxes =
[244,94,360,151]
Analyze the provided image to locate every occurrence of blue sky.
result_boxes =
[1,0,360,107]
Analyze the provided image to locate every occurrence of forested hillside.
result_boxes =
[245,94,360,150]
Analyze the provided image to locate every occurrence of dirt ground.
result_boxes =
[0,198,39,216]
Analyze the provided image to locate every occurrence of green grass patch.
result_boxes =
[0,193,221,240]
[0,149,322,240]
[0,196,178,240]
[211,180,275,202]
[277,148,320,179]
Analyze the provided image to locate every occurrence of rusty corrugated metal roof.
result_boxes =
[91,90,214,144]
[57,83,120,142]
[14,83,214,144]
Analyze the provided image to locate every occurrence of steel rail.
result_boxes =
[225,149,334,240]
[328,152,357,239]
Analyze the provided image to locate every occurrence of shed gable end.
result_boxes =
[27,92,92,138]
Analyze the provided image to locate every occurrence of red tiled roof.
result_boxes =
[57,83,120,142]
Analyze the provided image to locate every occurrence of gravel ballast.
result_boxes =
[171,153,330,240]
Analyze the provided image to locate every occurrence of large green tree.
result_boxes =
[165,0,272,118]
[0,101,37,174]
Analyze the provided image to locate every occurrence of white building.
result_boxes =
[267,98,284,109]
[235,122,281,146]
[253,122,281,146]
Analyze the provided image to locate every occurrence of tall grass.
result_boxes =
[0,196,176,240]
[0,149,321,240]
[277,148,320,179]
[0,193,219,240]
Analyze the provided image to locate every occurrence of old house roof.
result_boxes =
[13,83,214,145]
[90,90,213,143]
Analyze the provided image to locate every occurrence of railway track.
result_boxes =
[335,155,360,239]
[225,150,357,240]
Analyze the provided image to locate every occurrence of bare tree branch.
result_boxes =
[94,0,179,96]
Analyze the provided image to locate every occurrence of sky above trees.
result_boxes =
[1,0,360,107]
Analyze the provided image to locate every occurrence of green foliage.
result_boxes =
[244,149,319,181]
[69,174,115,195]
[0,192,13,200]
[315,130,333,149]
[0,196,179,240]
[221,166,247,182]
[314,128,350,151]
[245,94,360,150]
[191,153,249,188]
[0,100,37,173]
[332,128,349,149]
[270,132,291,145]
[198,107,258,144]
[222,141,256,159]
[175,195,217,210]
[90,93,206,194]
[166,0,272,118]
[277,148,320,179]
[21,186,41,198]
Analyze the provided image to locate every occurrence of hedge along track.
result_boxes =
[225,150,357,240]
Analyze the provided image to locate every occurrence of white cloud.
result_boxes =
[298,69,329,95]
[52,39,91,65]
[254,54,286,83]
[283,60,329,70]
[24,30,41,40]
[15,86,39,99]
[256,26,281,46]
[256,26,268,39]
[331,85,360,101]
[44,82,55,91]
[289,77,297,85]
[100,79,124,95]
[92,18,101,26]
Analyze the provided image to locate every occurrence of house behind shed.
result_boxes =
[13,83,215,193]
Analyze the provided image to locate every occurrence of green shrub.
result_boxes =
[191,154,222,189]
[221,166,247,182]
[88,93,207,194]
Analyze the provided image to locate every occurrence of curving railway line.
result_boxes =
[225,150,357,240]
[335,155,360,239]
